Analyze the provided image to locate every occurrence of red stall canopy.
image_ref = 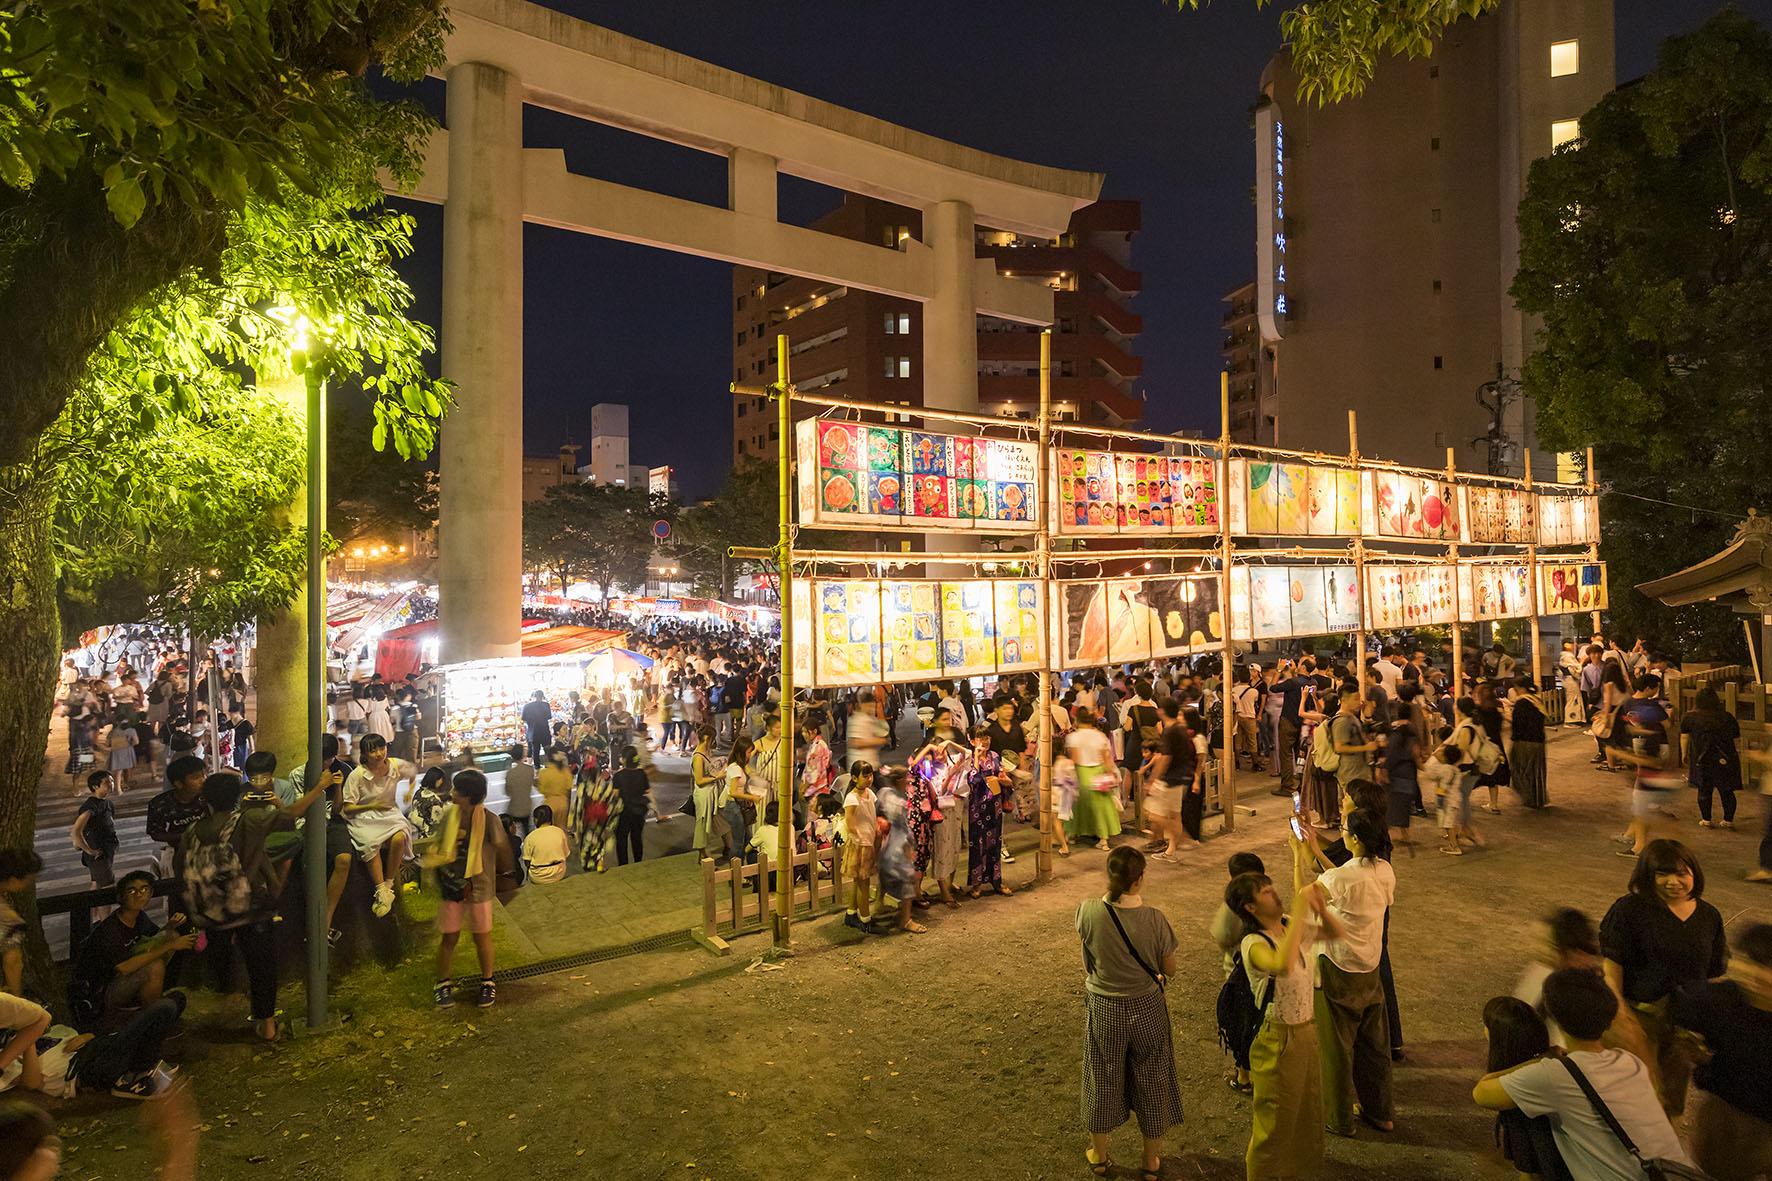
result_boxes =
[375,621,623,682]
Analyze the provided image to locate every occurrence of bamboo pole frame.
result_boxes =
[1585,446,1603,642]
[1218,373,1238,832]
[1349,411,1368,698]
[1037,332,1056,880]
[1525,450,1544,689]
[1447,446,1464,692]
[773,335,797,950]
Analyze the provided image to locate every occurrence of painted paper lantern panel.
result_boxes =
[903,432,957,523]
[1054,448,1118,533]
[1458,563,1533,622]
[811,420,864,519]
[1244,462,1281,534]
[938,581,997,678]
[1372,473,1459,540]
[1058,580,1111,667]
[877,580,941,679]
[1274,463,1310,535]
[815,580,882,685]
[1539,562,1609,613]
[992,579,1044,673]
[1364,564,1457,630]
[1169,455,1222,533]
[789,579,814,683]
[1248,567,1293,639]
[1467,486,1534,544]
[1323,567,1363,632]
[1538,493,1599,546]
[1333,469,1362,535]
[1142,574,1223,656]
[982,438,1038,525]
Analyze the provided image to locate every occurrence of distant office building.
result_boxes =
[648,465,681,501]
[1221,281,1277,443]
[1242,0,1615,472]
[585,403,632,486]
[521,444,580,502]
[730,196,1142,464]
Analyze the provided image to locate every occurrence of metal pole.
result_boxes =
[773,334,796,950]
[1218,371,1237,833]
[1585,446,1602,642]
[1447,446,1464,694]
[1349,411,1367,696]
[1036,330,1054,880]
[303,361,329,1029]
[1525,450,1543,689]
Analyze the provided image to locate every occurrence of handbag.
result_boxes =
[1102,902,1166,992]
[1555,1057,1714,1181]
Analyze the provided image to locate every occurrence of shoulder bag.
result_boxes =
[1555,1057,1713,1181]
[1102,901,1166,992]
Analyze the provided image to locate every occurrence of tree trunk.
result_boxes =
[0,462,63,990]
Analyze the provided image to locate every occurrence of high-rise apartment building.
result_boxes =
[521,444,580,502]
[584,403,634,486]
[1240,0,1615,472]
[1220,281,1277,442]
[731,196,1141,463]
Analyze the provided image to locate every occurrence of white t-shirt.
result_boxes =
[520,826,570,883]
[1242,924,1314,1025]
[1065,727,1113,769]
[843,788,878,847]
[1314,857,1396,974]
[1512,962,1567,1047]
[1373,660,1402,700]
[1499,1049,1691,1181]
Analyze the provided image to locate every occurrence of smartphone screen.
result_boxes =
[1291,791,1302,812]
[1289,816,1307,841]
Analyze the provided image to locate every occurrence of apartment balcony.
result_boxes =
[1079,291,1142,337]
[978,329,1142,382]
[980,243,1142,297]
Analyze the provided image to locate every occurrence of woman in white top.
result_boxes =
[362,688,394,742]
[1227,837,1340,1180]
[1064,708,1122,848]
[1306,810,1398,1137]
[690,727,730,858]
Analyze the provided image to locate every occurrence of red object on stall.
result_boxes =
[374,621,624,682]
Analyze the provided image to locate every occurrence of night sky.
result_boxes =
[388,0,1771,502]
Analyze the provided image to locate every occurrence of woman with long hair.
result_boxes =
[1228,838,1332,1181]
[1681,686,1741,829]
[1077,847,1182,1180]
[1600,839,1729,1116]
[1481,997,1571,1180]
[1507,679,1549,810]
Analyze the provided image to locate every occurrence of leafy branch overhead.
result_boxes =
[1170,0,1498,103]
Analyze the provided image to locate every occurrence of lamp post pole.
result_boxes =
[302,352,330,1030]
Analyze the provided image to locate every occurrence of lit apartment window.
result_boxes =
[883,356,911,379]
[896,312,911,334]
[884,312,896,335]
[1550,39,1579,77]
[1551,119,1581,149]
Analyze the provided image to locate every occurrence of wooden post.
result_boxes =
[1585,446,1602,642]
[1350,411,1367,695]
[1525,450,1543,688]
[1219,371,1238,833]
[1037,329,1056,880]
[772,335,797,950]
[1447,446,1463,692]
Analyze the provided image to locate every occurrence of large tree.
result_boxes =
[522,482,662,603]
[1513,10,1772,659]
[0,0,451,942]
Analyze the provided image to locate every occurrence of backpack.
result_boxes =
[1216,932,1276,1070]
[1456,722,1504,775]
[1310,719,1340,772]
[178,811,253,929]
[708,684,725,714]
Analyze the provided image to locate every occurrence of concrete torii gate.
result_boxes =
[399,0,1104,662]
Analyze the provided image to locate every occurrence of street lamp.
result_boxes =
[270,305,333,1033]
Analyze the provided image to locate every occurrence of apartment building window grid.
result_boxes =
[884,355,911,379]
[883,311,911,335]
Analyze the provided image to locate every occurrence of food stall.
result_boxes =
[433,627,626,754]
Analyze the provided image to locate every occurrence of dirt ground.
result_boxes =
[27,732,1772,1181]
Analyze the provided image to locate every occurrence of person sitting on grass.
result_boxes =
[423,769,511,1010]
[68,870,195,1032]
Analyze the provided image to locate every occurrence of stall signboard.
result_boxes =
[1050,449,1220,536]
[1457,562,1533,623]
[792,576,1045,687]
[796,420,1038,532]
[1364,563,1458,630]
[1537,492,1599,547]
[1054,573,1222,668]
[1228,565,1361,641]
[1227,460,1361,537]
[1466,485,1537,544]
[1538,561,1608,614]
[1367,470,1462,542]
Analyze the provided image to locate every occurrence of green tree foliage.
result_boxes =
[1513,11,1772,659]
[1173,0,1497,103]
[523,482,662,602]
[675,459,780,599]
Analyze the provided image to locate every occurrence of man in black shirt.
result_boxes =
[146,756,210,873]
[1273,657,1321,798]
[70,870,193,1029]
[1671,922,1772,1177]
[983,698,1031,840]
[520,691,553,762]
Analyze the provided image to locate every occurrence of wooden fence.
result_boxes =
[693,845,850,955]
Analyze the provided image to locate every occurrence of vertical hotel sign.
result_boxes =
[1255,101,1287,341]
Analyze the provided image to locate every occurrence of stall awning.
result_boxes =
[518,626,626,658]
[375,617,567,682]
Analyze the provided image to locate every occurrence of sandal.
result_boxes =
[1141,1168,1161,1181]
[904,921,929,934]
[1086,1149,1112,1177]
[994,884,1015,896]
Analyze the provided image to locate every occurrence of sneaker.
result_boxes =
[477,979,496,1008]
[1439,845,1464,856]
[372,882,395,917]
[433,981,455,1009]
[999,848,1015,864]
[328,927,344,947]
[1616,847,1640,858]
[1747,869,1772,883]
[1699,820,1714,829]
[111,1069,170,1100]
[843,913,865,931]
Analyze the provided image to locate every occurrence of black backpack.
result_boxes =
[1215,932,1276,1071]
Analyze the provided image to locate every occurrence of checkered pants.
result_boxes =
[1080,989,1184,1136]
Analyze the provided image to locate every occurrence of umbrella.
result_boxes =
[585,647,655,678]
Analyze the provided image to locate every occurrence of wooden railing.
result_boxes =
[39,876,178,955]
[693,846,850,954]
